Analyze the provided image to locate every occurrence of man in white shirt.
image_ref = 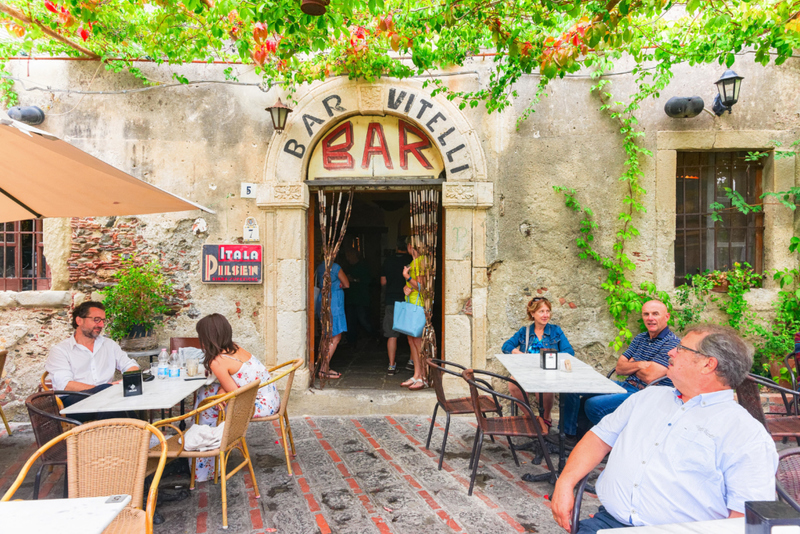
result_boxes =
[551,324,778,533]
[46,301,139,417]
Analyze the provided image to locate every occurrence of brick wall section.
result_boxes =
[68,217,191,311]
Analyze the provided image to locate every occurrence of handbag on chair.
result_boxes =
[392,297,426,337]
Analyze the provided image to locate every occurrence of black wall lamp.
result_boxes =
[664,69,744,118]
[7,106,45,125]
[712,69,744,116]
[265,98,292,132]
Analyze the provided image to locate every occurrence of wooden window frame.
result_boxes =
[0,219,51,291]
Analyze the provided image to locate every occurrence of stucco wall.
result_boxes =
[3,55,799,417]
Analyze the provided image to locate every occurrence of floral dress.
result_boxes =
[192,354,281,481]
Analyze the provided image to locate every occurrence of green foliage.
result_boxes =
[0,1,799,113]
[100,258,174,340]
[673,273,713,332]
[709,262,762,330]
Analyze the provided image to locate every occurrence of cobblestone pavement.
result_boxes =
[0,416,597,534]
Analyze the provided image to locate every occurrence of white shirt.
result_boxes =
[46,334,138,390]
[592,386,778,527]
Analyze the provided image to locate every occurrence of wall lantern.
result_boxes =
[265,98,292,132]
[712,69,744,116]
[7,106,45,125]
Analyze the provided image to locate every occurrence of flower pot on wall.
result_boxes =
[769,360,794,389]
[118,324,157,351]
[711,281,729,293]
[301,0,329,16]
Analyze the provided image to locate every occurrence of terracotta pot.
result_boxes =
[711,281,729,293]
[769,360,794,389]
[301,0,329,16]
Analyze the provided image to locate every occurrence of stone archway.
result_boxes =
[257,79,491,390]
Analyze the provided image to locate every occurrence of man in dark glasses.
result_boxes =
[551,324,777,533]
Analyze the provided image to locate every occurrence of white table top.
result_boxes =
[598,517,744,533]
[61,376,209,414]
[0,494,131,534]
[495,353,626,394]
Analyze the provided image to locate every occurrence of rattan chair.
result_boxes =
[39,370,53,392]
[461,368,557,495]
[0,351,11,435]
[147,379,261,529]
[777,447,800,513]
[425,359,503,470]
[252,358,304,475]
[25,390,86,498]
[2,418,168,534]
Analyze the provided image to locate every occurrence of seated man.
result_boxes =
[580,300,679,428]
[551,324,778,533]
[46,301,139,419]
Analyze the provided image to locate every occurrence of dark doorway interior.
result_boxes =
[311,190,442,390]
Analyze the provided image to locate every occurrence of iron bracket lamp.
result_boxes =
[265,98,292,133]
[712,69,744,116]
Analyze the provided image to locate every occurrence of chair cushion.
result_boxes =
[441,395,500,415]
[102,507,145,534]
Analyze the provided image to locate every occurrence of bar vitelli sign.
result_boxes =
[308,115,444,179]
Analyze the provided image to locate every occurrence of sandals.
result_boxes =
[407,378,428,390]
[318,370,341,379]
[536,416,553,432]
[400,378,416,387]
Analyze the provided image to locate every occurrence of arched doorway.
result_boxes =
[258,79,492,399]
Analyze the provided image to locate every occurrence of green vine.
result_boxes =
[0,61,18,108]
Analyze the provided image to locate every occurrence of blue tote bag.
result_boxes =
[393,298,426,338]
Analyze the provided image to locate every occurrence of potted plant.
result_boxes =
[101,257,174,350]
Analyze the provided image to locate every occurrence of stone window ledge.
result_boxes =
[0,291,71,308]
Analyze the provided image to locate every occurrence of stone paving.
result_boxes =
[0,416,598,534]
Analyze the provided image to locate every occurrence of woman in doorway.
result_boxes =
[315,257,350,379]
[501,297,574,431]
[193,313,280,482]
[401,237,427,390]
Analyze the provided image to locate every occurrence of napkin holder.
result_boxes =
[122,369,143,397]
[540,349,558,370]
[745,501,800,534]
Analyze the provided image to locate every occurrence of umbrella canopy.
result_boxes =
[0,117,213,223]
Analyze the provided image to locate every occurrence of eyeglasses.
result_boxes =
[84,316,106,324]
[676,343,709,358]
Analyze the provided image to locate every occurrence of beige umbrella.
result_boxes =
[0,117,213,223]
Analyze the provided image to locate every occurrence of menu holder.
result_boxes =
[540,349,558,370]
[122,369,143,397]
[745,501,800,534]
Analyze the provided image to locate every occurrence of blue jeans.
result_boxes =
[577,506,630,533]
[582,381,640,425]
[560,392,582,435]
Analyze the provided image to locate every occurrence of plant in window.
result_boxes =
[100,258,174,341]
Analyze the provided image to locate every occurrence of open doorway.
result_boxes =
[309,189,443,389]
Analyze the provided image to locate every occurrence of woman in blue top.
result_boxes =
[315,261,349,379]
[502,297,574,430]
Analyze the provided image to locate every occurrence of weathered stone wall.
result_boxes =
[2,54,798,415]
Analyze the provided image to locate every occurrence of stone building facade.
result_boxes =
[1,55,798,419]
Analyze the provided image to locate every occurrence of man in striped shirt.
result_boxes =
[581,300,680,427]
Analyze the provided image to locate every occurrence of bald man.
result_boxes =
[581,300,680,426]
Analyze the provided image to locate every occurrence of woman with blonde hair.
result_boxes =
[502,297,574,432]
[400,237,428,390]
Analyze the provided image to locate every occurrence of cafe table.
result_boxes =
[0,494,131,534]
[598,517,746,533]
[495,353,625,478]
[61,375,210,427]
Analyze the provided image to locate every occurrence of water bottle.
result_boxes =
[157,348,169,380]
[169,350,180,378]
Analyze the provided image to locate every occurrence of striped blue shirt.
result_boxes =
[622,328,679,389]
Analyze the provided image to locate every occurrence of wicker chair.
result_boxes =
[147,379,261,529]
[777,447,800,513]
[252,358,304,475]
[25,390,86,498]
[425,359,503,470]
[461,368,557,495]
[39,370,53,392]
[0,351,11,435]
[2,418,169,534]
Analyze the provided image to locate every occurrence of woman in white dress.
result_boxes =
[192,313,280,481]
